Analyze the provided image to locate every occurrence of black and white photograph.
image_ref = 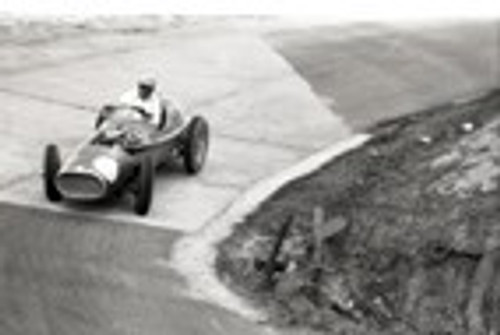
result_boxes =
[0,1,500,334]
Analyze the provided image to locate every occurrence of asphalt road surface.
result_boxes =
[267,20,499,129]
[0,202,266,335]
[0,25,349,231]
[0,20,498,335]
[0,22,346,335]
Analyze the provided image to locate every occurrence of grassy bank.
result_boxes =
[217,89,500,334]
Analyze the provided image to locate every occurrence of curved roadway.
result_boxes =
[0,20,498,334]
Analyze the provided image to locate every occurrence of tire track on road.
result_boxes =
[0,84,315,153]
[0,86,95,111]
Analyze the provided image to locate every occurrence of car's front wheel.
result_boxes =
[43,144,63,202]
[182,116,209,174]
[134,156,154,216]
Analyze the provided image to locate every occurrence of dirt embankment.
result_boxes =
[217,89,500,334]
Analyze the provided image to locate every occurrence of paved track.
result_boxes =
[0,23,348,335]
[0,21,498,334]
[0,26,349,231]
[267,20,499,129]
[0,202,268,335]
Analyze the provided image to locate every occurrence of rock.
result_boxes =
[418,135,433,145]
[461,122,475,133]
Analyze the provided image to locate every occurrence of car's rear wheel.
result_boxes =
[134,156,154,216]
[43,144,63,202]
[183,116,209,174]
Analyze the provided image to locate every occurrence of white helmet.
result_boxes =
[138,77,156,91]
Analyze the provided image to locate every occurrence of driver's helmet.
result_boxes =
[137,77,157,92]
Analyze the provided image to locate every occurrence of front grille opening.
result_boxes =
[56,173,105,199]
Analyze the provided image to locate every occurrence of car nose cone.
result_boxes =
[56,171,107,200]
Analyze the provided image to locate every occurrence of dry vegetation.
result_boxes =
[217,89,500,334]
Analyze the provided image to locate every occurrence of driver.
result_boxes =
[119,77,181,130]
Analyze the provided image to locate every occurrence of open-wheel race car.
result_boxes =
[42,104,209,215]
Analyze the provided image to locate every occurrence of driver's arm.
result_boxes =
[132,106,151,120]
[95,105,115,129]
[119,90,149,119]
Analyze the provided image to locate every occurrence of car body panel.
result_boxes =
[54,105,190,201]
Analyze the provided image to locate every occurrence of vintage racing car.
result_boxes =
[42,104,209,215]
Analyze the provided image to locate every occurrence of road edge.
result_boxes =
[170,133,371,322]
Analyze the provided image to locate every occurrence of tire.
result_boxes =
[183,116,209,174]
[134,156,154,216]
[43,144,62,202]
